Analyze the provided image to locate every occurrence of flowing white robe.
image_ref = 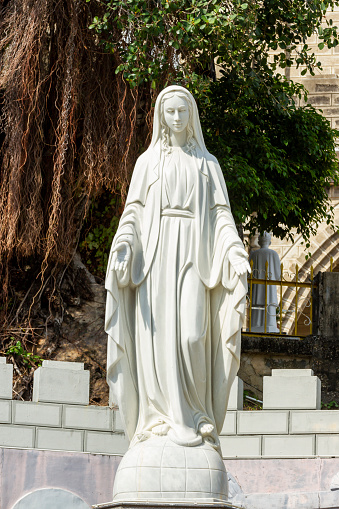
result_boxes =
[105,144,247,451]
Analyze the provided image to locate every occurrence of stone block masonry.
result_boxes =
[237,410,289,434]
[63,405,113,431]
[0,424,35,448]
[220,435,262,458]
[85,431,129,455]
[1,359,339,509]
[33,360,90,405]
[36,428,84,452]
[262,435,315,458]
[290,410,339,433]
[0,358,339,459]
[0,358,125,455]
[13,401,62,427]
[263,369,321,410]
[0,400,12,423]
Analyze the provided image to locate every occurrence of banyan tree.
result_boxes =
[0,0,154,343]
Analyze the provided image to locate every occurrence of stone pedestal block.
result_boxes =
[0,357,13,399]
[263,369,321,410]
[33,360,89,405]
[272,369,314,377]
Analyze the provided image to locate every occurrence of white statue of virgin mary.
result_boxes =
[105,85,249,453]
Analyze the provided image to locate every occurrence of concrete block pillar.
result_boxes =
[263,369,321,410]
[311,271,339,402]
[33,360,90,405]
[313,271,339,338]
[0,357,13,399]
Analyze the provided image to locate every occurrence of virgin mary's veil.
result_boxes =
[150,85,208,154]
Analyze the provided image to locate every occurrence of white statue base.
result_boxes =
[93,502,238,509]
[93,503,237,509]
[112,437,228,503]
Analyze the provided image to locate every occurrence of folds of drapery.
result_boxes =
[105,148,247,441]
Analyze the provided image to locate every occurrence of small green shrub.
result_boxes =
[322,400,339,410]
[6,340,43,367]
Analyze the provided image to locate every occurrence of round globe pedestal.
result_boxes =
[113,436,228,502]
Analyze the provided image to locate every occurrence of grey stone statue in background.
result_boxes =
[249,231,281,333]
[105,85,250,502]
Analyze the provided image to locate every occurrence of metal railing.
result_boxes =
[245,256,334,338]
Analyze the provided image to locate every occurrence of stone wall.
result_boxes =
[1,448,338,509]
[1,359,338,460]
[0,359,128,455]
[1,360,339,509]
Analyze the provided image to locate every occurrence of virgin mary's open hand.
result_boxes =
[112,241,131,273]
[229,245,251,276]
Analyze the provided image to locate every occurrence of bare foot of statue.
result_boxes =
[168,425,203,446]
[136,431,151,442]
[199,423,214,437]
[152,423,170,436]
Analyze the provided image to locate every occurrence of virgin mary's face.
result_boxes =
[163,94,190,133]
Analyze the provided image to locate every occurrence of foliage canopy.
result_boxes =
[90,0,339,86]
[88,0,339,247]
[201,73,338,241]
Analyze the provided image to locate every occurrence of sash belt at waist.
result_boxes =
[161,209,194,218]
